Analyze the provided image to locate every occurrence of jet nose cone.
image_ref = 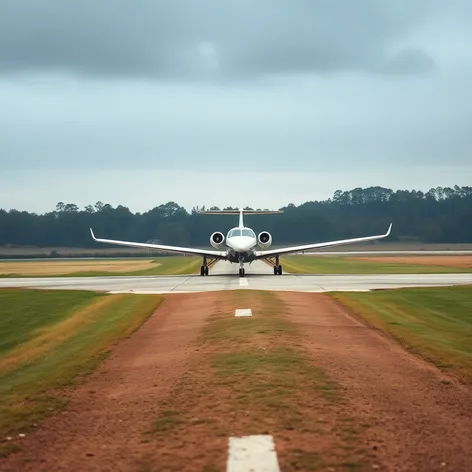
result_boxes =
[231,236,254,252]
[232,243,246,252]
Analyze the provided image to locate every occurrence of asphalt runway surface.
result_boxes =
[301,250,472,255]
[1,260,471,294]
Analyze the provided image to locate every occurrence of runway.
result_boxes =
[1,260,471,294]
[300,250,472,255]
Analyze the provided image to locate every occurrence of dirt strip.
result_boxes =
[280,292,472,472]
[0,292,224,472]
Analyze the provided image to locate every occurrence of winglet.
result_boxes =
[386,223,393,236]
[90,228,97,240]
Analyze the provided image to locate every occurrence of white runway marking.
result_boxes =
[239,278,249,287]
[235,309,252,317]
[227,435,280,472]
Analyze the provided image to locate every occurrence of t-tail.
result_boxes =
[197,208,283,228]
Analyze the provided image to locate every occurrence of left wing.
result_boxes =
[255,224,392,258]
[90,229,227,259]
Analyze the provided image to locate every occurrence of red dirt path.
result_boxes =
[281,292,472,472]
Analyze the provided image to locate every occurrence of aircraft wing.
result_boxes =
[255,224,392,258]
[90,229,227,259]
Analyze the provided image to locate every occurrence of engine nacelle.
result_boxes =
[210,231,225,249]
[257,231,272,248]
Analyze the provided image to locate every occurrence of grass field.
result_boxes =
[332,286,472,382]
[0,256,200,277]
[0,289,163,452]
[282,255,472,274]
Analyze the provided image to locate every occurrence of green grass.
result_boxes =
[282,255,472,274]
[152,409,185,432]
[0,289,164,444]
[331,286,472,381]
[0,289,100,355]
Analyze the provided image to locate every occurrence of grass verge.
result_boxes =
[0,256,200,277]
[282,255,472,274]
[143,291,372,471]
[331,286,472,382]
[0,289,163,451]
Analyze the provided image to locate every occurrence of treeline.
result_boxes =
[1,186,471,248]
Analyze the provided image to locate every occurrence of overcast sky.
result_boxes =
[1,0,471,213]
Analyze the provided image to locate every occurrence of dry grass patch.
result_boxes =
[0,259,160,276]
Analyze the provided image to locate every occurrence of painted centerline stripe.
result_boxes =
[235,309,252,317]
[227,435,281,472]
[239,278,249,286]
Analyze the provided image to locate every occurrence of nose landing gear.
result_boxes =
[239,259,245,277]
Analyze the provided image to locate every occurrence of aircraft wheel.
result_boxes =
[278,265,283,275]
[204,265,209,276]
[200,266,205,276]
[239,268,245,277]
[274,266,278,275]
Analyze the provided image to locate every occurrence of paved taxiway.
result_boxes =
[1,260,471,294]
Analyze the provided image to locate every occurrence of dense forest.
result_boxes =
[1,186,471,248]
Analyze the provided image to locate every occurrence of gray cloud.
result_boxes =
[378,49,435,75]
[1,0,471,213]
[0,0,439,79]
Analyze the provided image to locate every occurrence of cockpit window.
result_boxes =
[228,229,241,238]
[241,229,255,238]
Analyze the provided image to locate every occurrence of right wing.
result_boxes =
[255,224,392,258]
[90,229,227,259]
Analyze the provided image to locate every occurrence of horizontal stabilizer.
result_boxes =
[198,209,283,215]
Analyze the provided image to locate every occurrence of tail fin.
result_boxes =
[198,208,283,228]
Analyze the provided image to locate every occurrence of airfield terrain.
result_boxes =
[0,254,471,472]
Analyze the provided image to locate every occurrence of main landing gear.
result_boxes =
[272,255,283,275]
[200,256,209,276]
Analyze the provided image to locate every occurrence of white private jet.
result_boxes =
[90,209,392,277]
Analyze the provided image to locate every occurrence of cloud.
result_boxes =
[0,1,471,213]
[379,49,435,75]
[0,0,439,79]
